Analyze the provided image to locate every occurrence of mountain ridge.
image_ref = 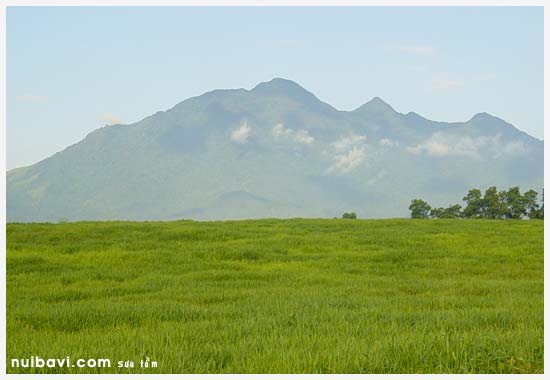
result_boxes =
[7,78,543,222]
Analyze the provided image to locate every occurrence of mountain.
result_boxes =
[7,78,543,222]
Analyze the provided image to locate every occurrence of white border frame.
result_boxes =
[1,1,547,379]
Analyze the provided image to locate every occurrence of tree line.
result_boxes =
[341,212,357,219]
[409,186,544,220]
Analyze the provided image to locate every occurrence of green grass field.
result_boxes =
[6,219,543,374]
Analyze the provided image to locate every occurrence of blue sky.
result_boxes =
[7,6,543,170]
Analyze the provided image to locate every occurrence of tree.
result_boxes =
[441,204,462,218]
[430,205,461,219]
[430,207,444,219]
[523,189,539,219]
[462,188,483,218]
[505,186,526,219]
[531,189,544,219]
[342,212,357,219]
[409,186,544,220]
[539,189,544,219]
[498,190,509,219]
[409,199,431,219]
[482,186,504,219]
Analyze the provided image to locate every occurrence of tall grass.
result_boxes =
[6,219,543,373]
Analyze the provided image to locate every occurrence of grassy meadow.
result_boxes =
[6,219,543,373]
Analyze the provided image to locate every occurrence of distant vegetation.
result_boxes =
[7,219,543,373]
[409,186,544,220]
[341,212,357,219]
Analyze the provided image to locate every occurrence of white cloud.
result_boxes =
[231,121,252,144]
[379,138,399,147]
[407,133,481,158]
[272,123,315,145]
[331,134,367,151]
[431,77,464,90]
[99,113,124,125]
[327,134,369,173]
[399,45,435,55]
[501,140,527,156]
[294,129,315,145]
[16,94,47,102]
[407,132,527,158]
[329,146,367,173]
[408,139,452,156]
[272,123,292,138]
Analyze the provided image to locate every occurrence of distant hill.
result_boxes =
[7,78,543,221]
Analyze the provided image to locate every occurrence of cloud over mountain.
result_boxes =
[231,121,251,144]
[407,132,528,159]
[329,146,367,173]
[272,123,315,145]
[331,134,367,151]
[379,138,398,147]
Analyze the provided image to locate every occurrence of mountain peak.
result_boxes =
[468,112,514,127]
[469,112,498,122]
[251,78,336,113]
[252,77,309,95]
[353,96,397,116]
